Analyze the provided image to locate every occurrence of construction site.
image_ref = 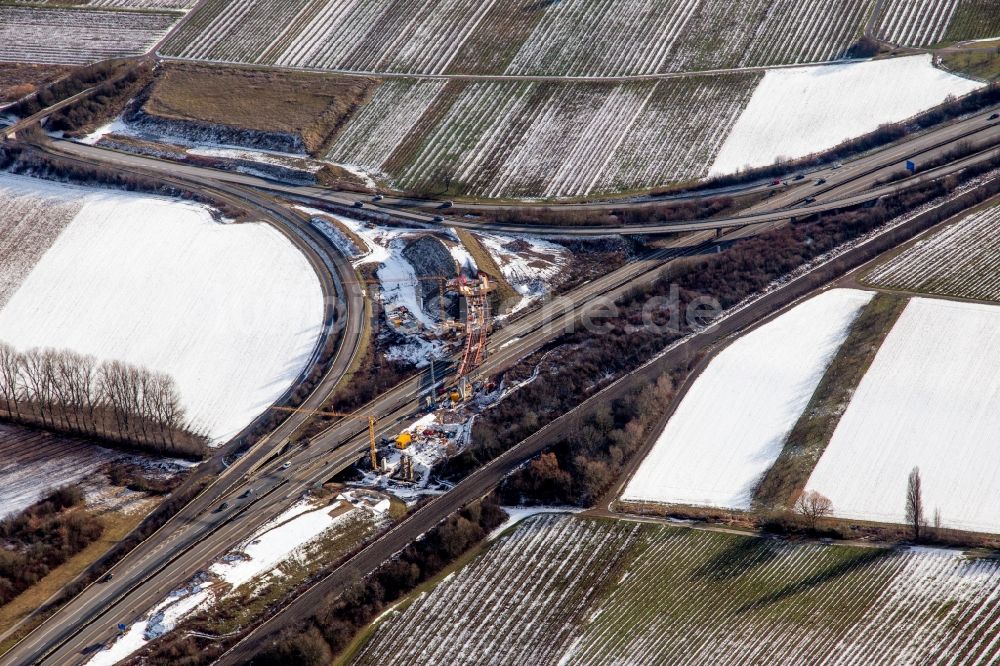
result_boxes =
[314,270,501,499]
[367,272,497,496]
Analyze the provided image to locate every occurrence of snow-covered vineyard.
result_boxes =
[334,75,758,198]
[875,0,960,46]
[352,515,639,665]
[0,6,179,65]
[163,0,500,73]
[865,205,1000,302]
[159,0,988,76]
[355,515,1000,665]
[503,0,875,75]
[21,0,196,8]
[325,79,446,171]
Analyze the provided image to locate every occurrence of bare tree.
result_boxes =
[0,342,21,418]
[794,490,833,529]
[56,351,97,436]
[20,348,57,427]
[906,466,925,541]
[0,339,204,457]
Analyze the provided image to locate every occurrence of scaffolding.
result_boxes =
[452,274,495,377]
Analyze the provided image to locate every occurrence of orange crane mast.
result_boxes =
[454,274,495,376]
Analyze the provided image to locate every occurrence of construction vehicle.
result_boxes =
[272,406,379,468]
[395,432,413,449]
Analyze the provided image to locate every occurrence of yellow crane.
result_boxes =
[271,406,379,469]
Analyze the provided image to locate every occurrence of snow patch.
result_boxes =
[488,506,584,541]
[710,55,982,176]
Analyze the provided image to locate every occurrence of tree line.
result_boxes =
[7,59,136,119]
[0,342,207,458]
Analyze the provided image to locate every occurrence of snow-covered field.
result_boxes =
[622,289,873,510]
[0,174,324,442]
[710,55,981,175]
[164,0,873,75]
[806,297,1000,533]
[865,205,1000,302]
[88,493,386,666]
[0,6,178,65]
[356,514,1000,665]
[876,0,960,46]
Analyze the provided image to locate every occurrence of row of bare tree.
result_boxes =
[0,342,207,458]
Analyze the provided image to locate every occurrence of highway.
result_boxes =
[2,136,916,663]
[45,103,1000,236]
[9,223,723,666]
[218,150,1000,666]
[0,143,367,664]
[0,92,996,665]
